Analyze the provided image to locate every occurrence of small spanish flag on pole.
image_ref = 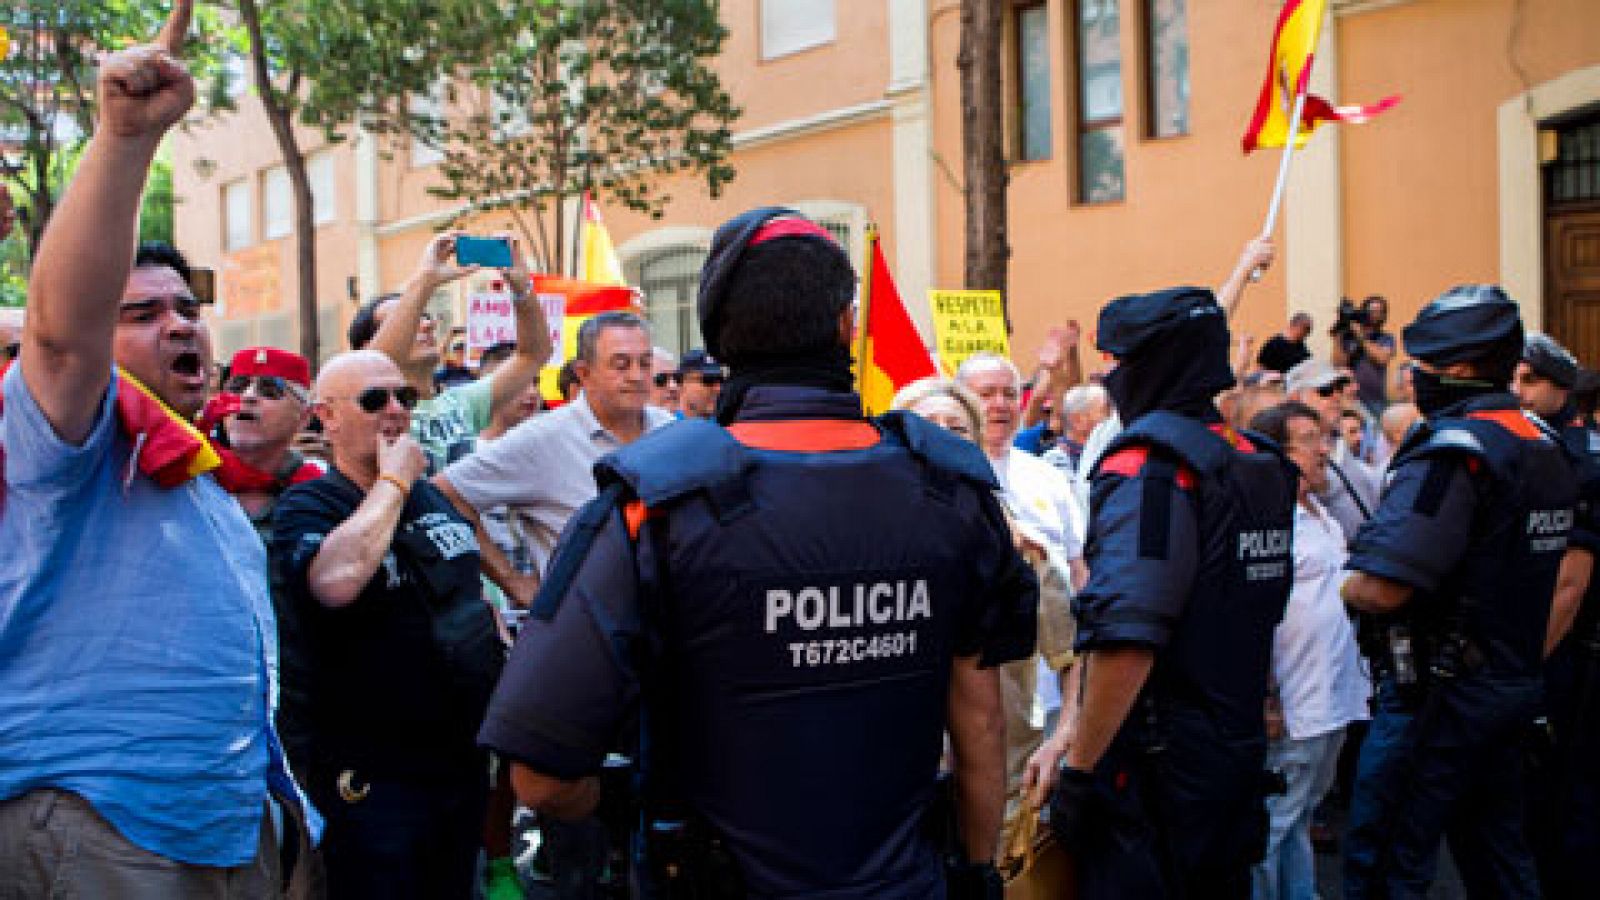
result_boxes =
[854,226,938,415]
[578,191,627,288]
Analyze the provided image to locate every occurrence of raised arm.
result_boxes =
[485,234,553,417]
[368,232,476,376]
[1216,237,1276,320]
[23,1,194,444]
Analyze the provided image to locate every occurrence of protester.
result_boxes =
[350,231,551,473]
[1017,323,1083,449]
[435,326,475,391]
[0,5,314,894]
[957,352,1088,742]
[1378,401,1420,458]
[1248,402,1370,900]
[649,345,680,410]
[1286,358,1381,542]
[1390,360,1417,406]
[1341,285,1575,897]
[1041,383,1109,475]
[214,346,323,541]
[1337,407,1366,461]
[892,376,982,441]
[1028,286,1296,896]
[676,347,724,419]
[270,350,502,900]
[436,311,674,608]
[478,207,1034,896]
[1330,293,1397,414]
[1258,312,1314,374]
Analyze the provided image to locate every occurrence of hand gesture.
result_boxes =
[98,1,195,141]
[376,434,427,486]
[414,231,480,291]
[495,231,535,298]
[1037,326,1068,372]
[1241,237,1276,281]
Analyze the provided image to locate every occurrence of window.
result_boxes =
[761,0,836,60]
[308,152,337,225]
[263,165,291,240]
[1074,0,1125,203]
[410,84,448,167]
[1144,0,1189,138]
[1015,3,1053,161]
[629,244,709,355]
[223,179,252,251]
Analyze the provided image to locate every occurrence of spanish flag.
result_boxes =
[531,274,640,402]
[1241,0,1398,154]
[578,192,627,287]
[856,227,937,415]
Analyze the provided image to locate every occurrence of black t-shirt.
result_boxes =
[270,469,502,783]
[1256,335,1311,374]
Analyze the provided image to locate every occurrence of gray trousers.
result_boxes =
[0,788,279,899]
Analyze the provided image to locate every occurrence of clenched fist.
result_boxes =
[376,434,427,487]
[98,1,195,141]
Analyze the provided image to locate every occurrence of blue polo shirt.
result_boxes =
[0,364,317,866]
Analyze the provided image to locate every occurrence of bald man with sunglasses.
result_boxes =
[268,350,503,899]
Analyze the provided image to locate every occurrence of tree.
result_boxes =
[230,0,497,364]
[0,2,228,261]
[957,0,1009,320]
[402,0,740,273]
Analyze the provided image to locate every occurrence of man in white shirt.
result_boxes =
[957,352,1087,730]
[1287,358,1382,543]
[1248,401,1371,900]
[436,312,675,608]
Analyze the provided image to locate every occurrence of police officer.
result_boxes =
[1030,287,1298,897]
[1341,286,1578,898]
[1513,333,1600,898]
[477,208,1037,898]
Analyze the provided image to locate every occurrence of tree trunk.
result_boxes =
[239,0,321,368]
[958,0,1010,322]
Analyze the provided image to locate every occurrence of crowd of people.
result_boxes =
[4,7,1600,900]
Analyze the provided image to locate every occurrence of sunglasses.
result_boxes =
[352,385,420,413]
[653,373,681,388]
[1315,379,1350,398]
[684,372,725,387]
[226,374,304,401]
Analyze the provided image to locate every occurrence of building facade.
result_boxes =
[171,0,1600,371]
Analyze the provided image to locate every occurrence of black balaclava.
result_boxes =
[1097,287,1235,424]
[696,208,856,424]
[1402,285,1524,417]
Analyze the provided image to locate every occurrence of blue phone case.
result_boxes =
[455,236,513,268]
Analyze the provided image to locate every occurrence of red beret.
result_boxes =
[229,346,311,388]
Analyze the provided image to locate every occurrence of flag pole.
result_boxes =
[1249,84,1310,286]
[854,224,878,402]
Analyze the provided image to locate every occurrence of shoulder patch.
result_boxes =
[1098,445,1196,489]
[1467,408,1542,441]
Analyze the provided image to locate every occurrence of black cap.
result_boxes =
[1401,285,1523,366]
[1095,286,1224,359]
[677,348,724,377]
[697,207,845,358]
[1523,333,1579,389]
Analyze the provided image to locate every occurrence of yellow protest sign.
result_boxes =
[928,289,1009,374]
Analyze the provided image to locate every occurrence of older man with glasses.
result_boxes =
[210,346,323,542]
[268,349,502,900]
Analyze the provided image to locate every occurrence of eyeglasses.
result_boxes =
[350,385,420,413]
[226,374,305,401]
[652,373,680,388]
[1315,380,1350,398]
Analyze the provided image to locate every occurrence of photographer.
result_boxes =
[1328,294,1396,415]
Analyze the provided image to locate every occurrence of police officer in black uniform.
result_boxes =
[1341,285,1578,899]
[477,208,1037,898]
[1513,333,1600,899]
[1035,287,1298,898]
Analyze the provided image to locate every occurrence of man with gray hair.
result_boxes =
[1043,383,1110,476]
[437,311,675,608]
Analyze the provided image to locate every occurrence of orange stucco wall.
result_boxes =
[1340,0,1600,330]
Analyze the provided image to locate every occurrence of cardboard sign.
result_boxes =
[465,290,565,366]
[928,289,1009,373]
